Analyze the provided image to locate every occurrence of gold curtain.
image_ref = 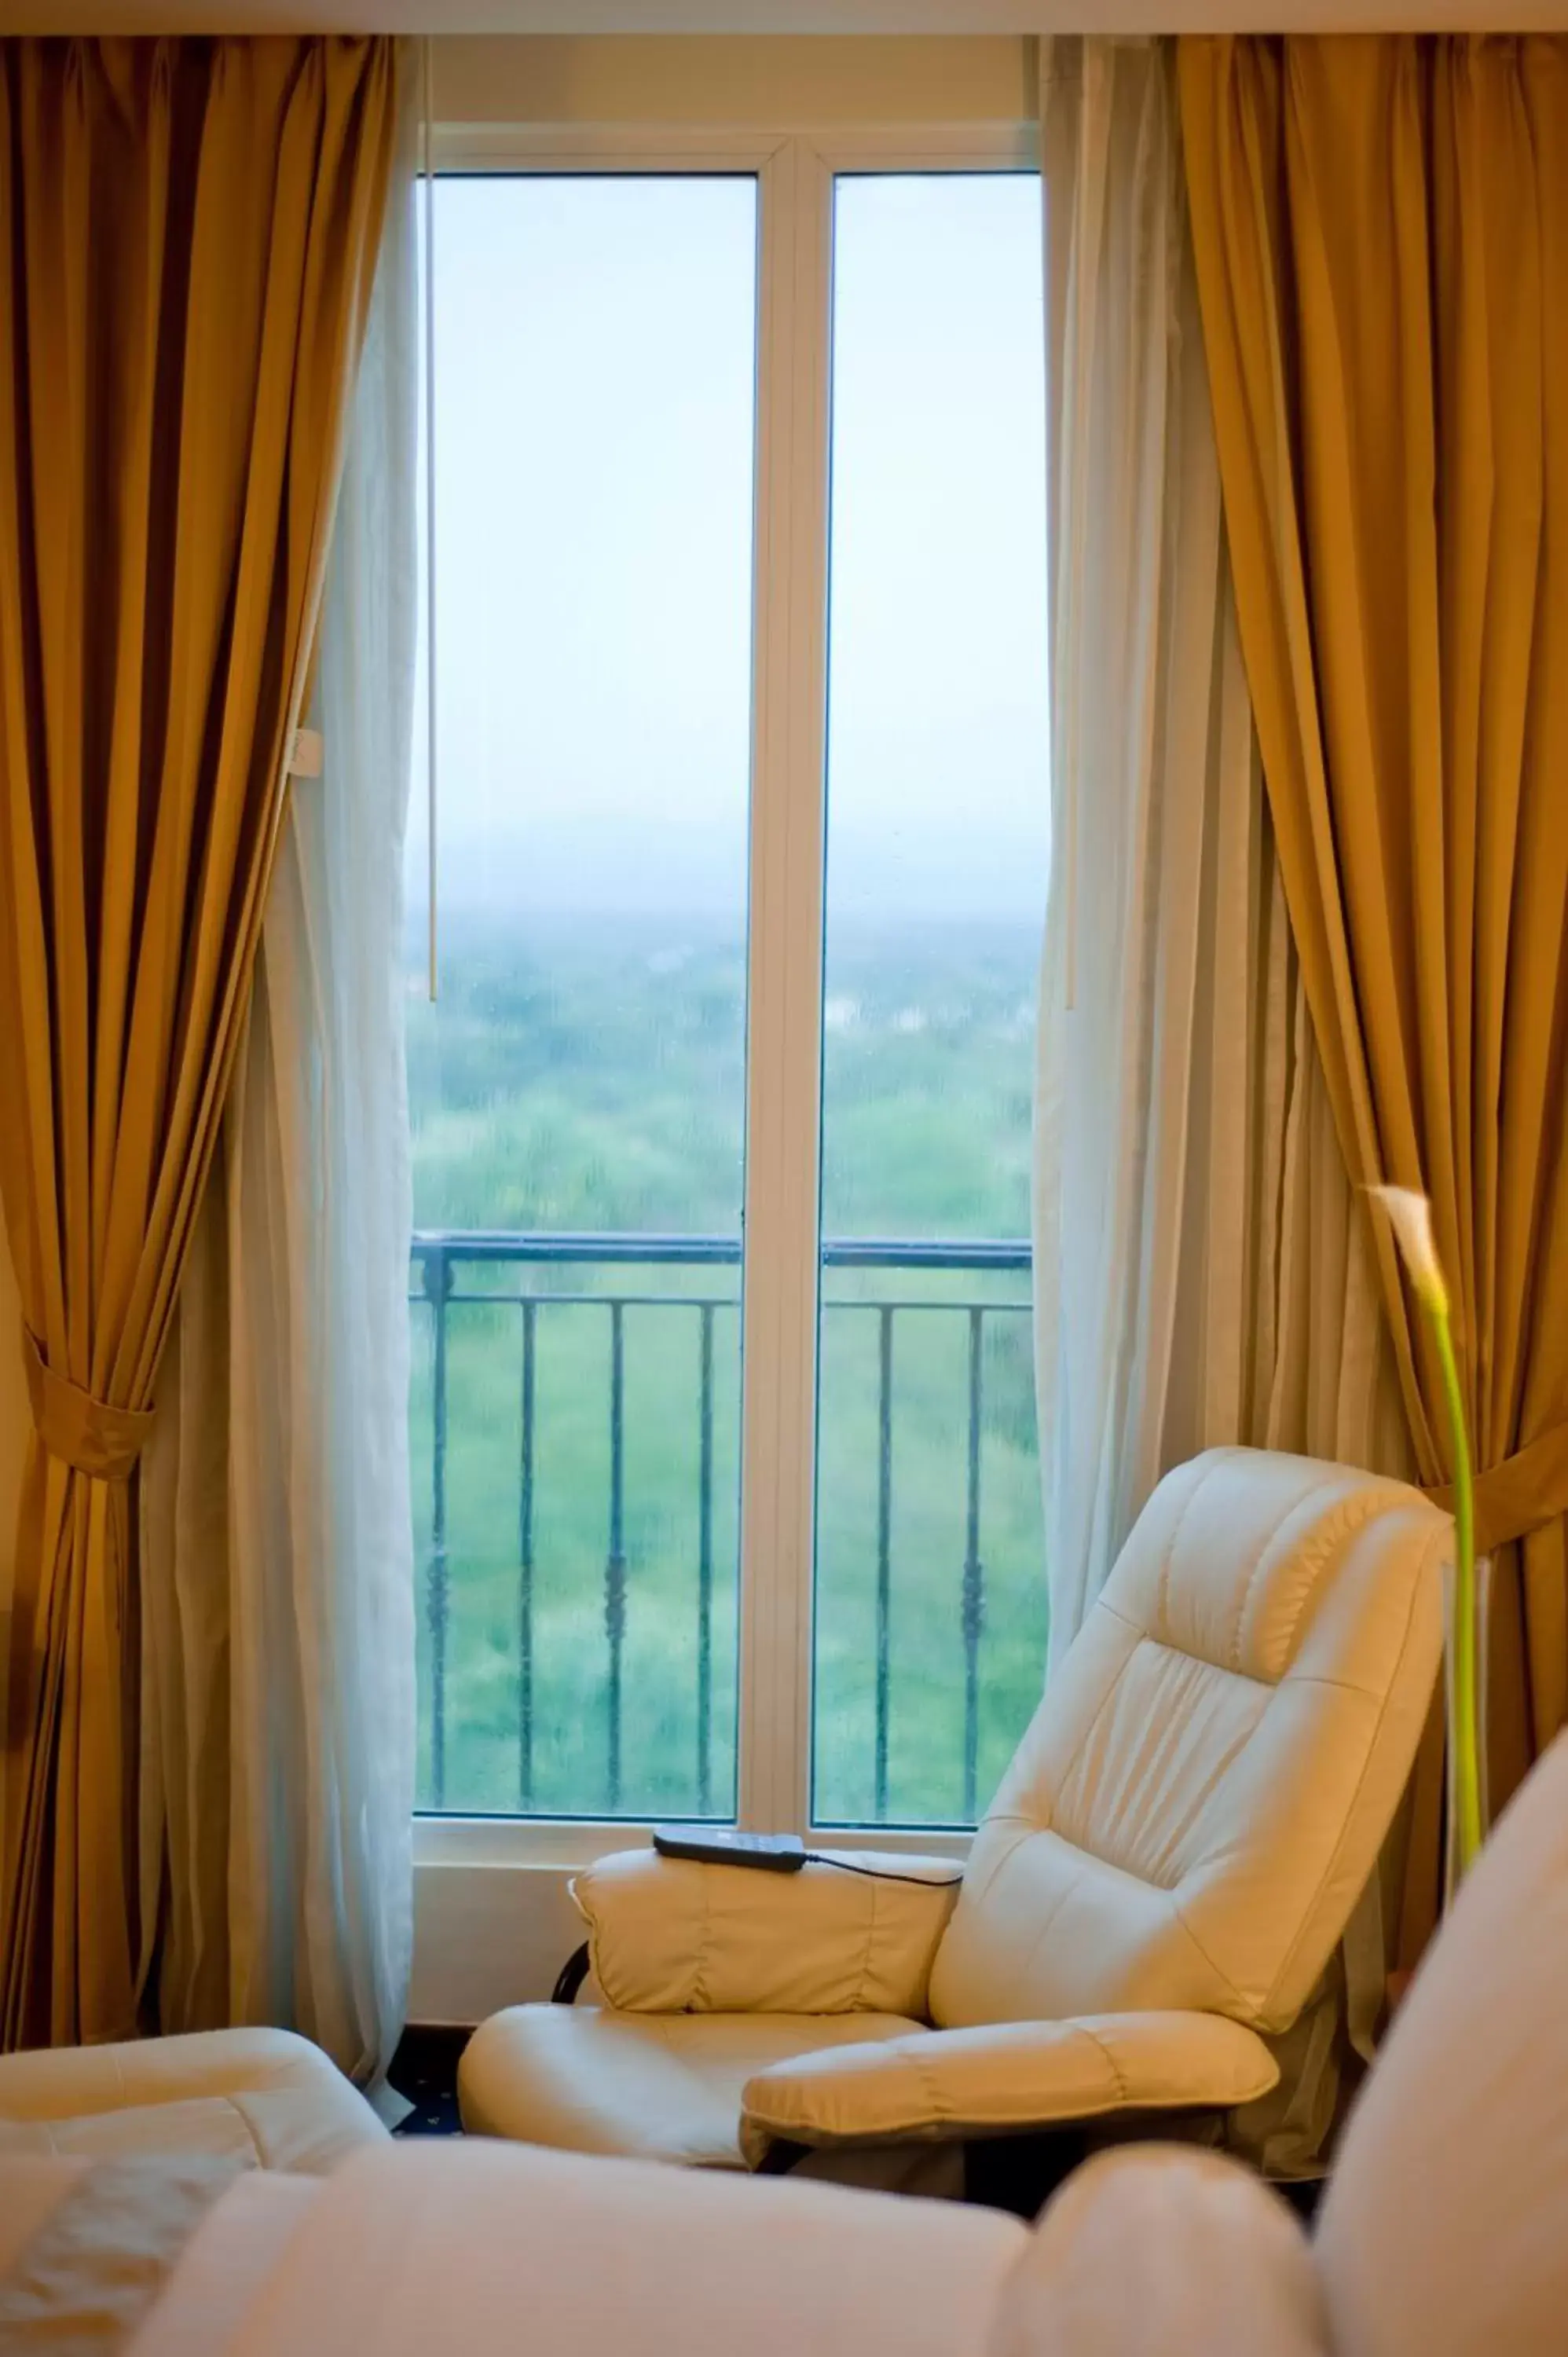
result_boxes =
[0,35,396,2048]
[1180,34,1568,1966]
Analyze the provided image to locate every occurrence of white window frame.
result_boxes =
[412,112,1040,2012]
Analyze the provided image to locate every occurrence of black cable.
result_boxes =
[804,1852,962,1889]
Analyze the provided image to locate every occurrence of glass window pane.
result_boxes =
[408,177,757,1819]
[814,174,1050,1828]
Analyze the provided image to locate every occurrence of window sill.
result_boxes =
[412,1813,972,1872]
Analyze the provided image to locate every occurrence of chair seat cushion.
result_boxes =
[459,2007,926,2168]
[0,2028,386,2176]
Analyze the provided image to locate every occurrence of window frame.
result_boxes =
[412,114,1041,1921]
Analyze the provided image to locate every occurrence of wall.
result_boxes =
[14,5,1568,35]
[410,1859,586,2025]
[432,34,1035,125]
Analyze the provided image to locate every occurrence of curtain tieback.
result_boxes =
[22,1328,153,1482]
[1426,1415,1568,1555]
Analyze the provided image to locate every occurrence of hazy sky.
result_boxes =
[405,170,1050,935]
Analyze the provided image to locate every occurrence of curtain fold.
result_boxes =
[138,79,418,2084]
[0,35,397,2048]
[1181,33,1568,1964]
[1035,36,1409,1673]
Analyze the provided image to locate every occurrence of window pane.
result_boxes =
[408,177,757,1818]
[814,174,1050,1828]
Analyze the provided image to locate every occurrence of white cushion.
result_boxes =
[207,2139,1028,2357]
[0,2155,93,2275]
[988,2145,1328,2357]
[0,2029,385,2176]
[0,2161,322,2354]
[459,2005,925,2167]
[931,1448,1447,2034]
[1315,1727,1568,2357]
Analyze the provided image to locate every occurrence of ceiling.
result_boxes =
[5,2,1566,31]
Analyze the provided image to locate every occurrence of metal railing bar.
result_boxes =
[962,1307,986,1824]
[698,1303,715,1818]
[413,1232,741,1267]
[874,1303,894,1826]
[519,1297,537,1813]
[821,1239,1030,1271]
[821,1299,1030,1317]
[413,1289,739,1311]
[412,1230,1030,1272]
[606,1299,628,1815]
[423,1246,452,1812]
[417,1292,1025,1317]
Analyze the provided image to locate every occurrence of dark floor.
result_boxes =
[388,2025,468,2136]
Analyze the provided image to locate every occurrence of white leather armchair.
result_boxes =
[461,1448,1449,2181]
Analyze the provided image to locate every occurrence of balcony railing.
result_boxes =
[410,1231,1033,1825]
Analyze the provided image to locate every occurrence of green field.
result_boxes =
[406,908,1047,1827]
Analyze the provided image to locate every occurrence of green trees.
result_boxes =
[407,909,1046,1824]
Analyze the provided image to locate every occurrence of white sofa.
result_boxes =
[4,1720,1568,2354]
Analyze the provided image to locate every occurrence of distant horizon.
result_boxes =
[404,896,1048,942]
[406,804,1050,931]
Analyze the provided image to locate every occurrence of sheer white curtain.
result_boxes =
[1033,34,1411,1674]
[1033,38,1414,2168]
[138,86,418,2087]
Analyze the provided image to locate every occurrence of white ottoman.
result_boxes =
[0,2027,387,2173]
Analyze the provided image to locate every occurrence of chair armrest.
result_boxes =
[991,2146,1328,2356]
[570,1849,962,2016]
[738,2011,1279,2164]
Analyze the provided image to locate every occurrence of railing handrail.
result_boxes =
[411,1229,1031,1271]
[411,1226,1033,1820]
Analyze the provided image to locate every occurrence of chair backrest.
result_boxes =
[929,1447,1447,2036]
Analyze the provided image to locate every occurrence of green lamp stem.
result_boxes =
[1431,1307,1482,1881]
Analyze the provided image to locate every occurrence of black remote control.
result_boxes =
[653,1827,808,1873]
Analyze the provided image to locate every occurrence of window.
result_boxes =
[409,136,1046,1841]
[408,176,756,1818]
[815,175,1049,1828]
